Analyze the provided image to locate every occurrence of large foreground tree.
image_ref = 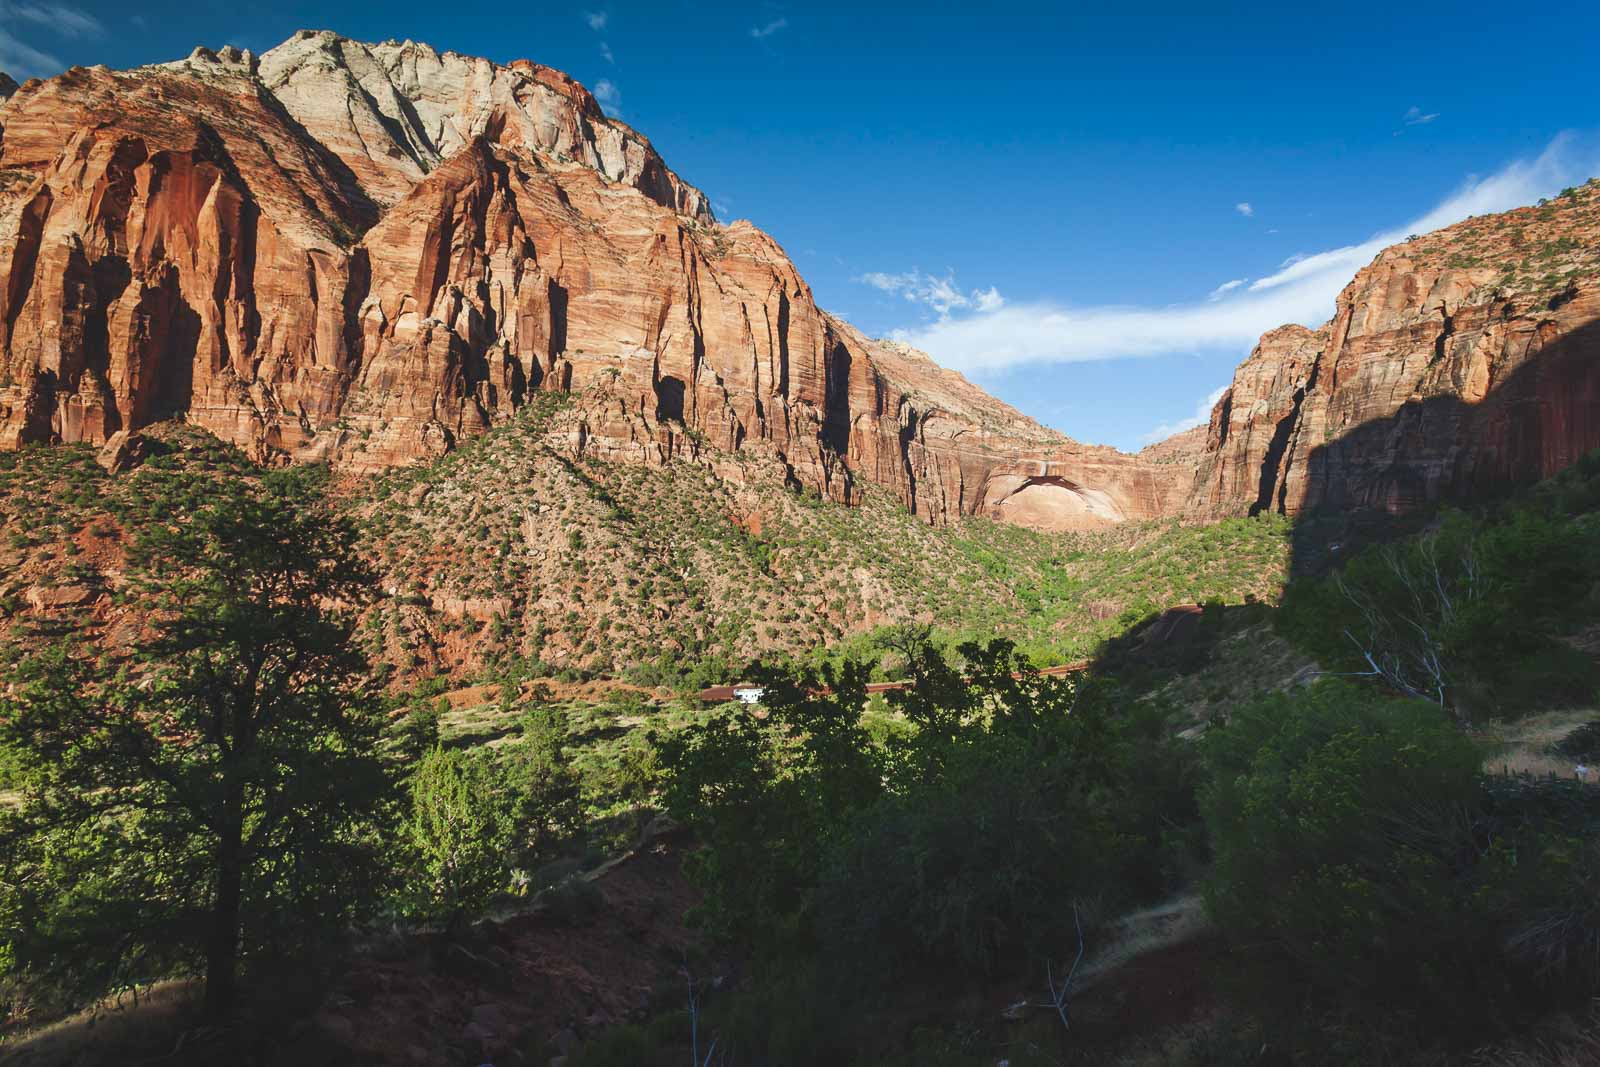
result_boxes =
[0,463,391,1021]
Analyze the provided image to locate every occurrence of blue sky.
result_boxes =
[4,2,1599,450]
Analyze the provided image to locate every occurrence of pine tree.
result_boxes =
[0,464,391,1021]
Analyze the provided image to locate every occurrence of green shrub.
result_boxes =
[1203,680,1600,1051]
[1556,721,1600,761]
[1279,508,1600,717]
[1201,681,1494,1026]
[405,747,515,919]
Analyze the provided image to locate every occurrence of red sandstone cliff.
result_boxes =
[1183,181,1600,518]
[0,32,1184,529]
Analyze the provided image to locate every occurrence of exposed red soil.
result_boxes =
[314,832,702,1064]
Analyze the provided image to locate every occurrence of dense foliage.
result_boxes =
[651,639,1198,1059]
[1279,469,1600,717]
[1202,680,1600,1058]
[0,465,392,1020]
[4,431,1600,1063]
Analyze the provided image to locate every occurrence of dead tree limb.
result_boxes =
[1042,904,1086,1031]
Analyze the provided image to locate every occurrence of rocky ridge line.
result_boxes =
[1182,180,1600,519]
[0,31,1184,530]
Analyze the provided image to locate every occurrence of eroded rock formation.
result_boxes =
[1184,183,1600,518]
[0,30,1183,529]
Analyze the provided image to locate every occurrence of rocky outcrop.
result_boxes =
[0,31,1181,529]
[1184,181,1600,518]
[1138,424,1207,468]
[252,32,712,220]
[0,54,376,455]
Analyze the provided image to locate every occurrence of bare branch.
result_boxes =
[1041,904,1086,1031]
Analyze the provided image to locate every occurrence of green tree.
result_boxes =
[656,639,1193,970]
[1200,681,1491,1027]
[654,657,879,944]
[0,465,389,1021]
[1279,508,1600,717]
[502,702,583,866]
[406,747,513,918]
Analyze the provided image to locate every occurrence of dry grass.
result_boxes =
[1477,708,1600,782]
[1,979,204,1066]
[1077,894,1211,993]
[1471,1000,1600,1066]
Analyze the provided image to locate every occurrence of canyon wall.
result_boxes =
[1184,183,1600,519]
[0,31,1186,529]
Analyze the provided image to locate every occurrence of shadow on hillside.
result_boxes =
[1278,311,1600,579]
[1091,312,1600,683]
[1089,601,1271,686]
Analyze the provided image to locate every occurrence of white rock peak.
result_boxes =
[248,29,712,220]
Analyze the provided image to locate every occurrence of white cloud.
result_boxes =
[891,137,1587,375]
[973,286,1005,312]
[0,1,100,77]
[750,17,789,39]
[856,270,1004,319]
[599,41,614,63]
[592,78,621,116]
[0,29,59,77]
[1207,278,1246,301]
[6,1,101,37]
[1404,105,1439,126]
[585,11,608,30]
[1235,201,1254,217]
[1141,385,1228,445]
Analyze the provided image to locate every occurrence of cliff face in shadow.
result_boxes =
[1182,181,1600,523]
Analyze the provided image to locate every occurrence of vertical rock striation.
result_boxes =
[1183,183,1600,518]
[0,31,1182,528]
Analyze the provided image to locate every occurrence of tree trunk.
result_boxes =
[205,798,245,1020]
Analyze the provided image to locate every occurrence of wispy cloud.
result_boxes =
[1207,278,1246,301]
[599,41,614,63]
[1235,201,1254,217]
[6,1,102,37]
[0,0,101,78]
[592,78,621,117]
[0,29,59,78]
[1141,385,1227,445]
[750,17,789,39]
[886,137,1587,375]
[1404,105,1439,126]
[585,11,608,30]
[857,270,1003,319]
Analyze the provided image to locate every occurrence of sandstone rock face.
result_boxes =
[0,31,1180,528]
[253,32,712,220]
[1183,183,1600,518]
[1137,424,1207,468]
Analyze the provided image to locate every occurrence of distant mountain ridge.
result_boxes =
[0,31,1184,530]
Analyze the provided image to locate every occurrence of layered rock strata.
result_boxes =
[0,31,1183,529]
[1184,182,1600,518]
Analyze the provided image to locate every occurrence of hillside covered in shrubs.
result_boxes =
[2,428,1599,1064]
